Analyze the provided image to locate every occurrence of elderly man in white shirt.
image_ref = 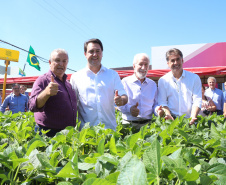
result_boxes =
[70,38,128,130]
[158,48,202,125]
[118,53,163,129]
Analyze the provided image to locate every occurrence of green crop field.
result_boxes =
[0,111,225,185]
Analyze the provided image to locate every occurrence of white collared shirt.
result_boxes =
[70,65,126,130]
[158,70,202,118]
[118,74,158,121]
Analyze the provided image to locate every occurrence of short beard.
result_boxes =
[136,71,146,79]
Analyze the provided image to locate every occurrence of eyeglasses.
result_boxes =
[13,88,19,90]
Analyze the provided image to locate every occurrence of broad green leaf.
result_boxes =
[207,163,226,178]
[26,140,47,156]
[79,129,88,143]
[57,182,73,185]
[143,138,161,177]
[147,173,157,184]
[117,151,132,171]
[178,130,189,141]
[139,124,148,139]
[105,171,120,183]
[62,145,72,158]
[98,153,118,166]
[210,123,222,140]
[200,176,213,185]
[183,168,199,181]
[117,155,148,185]
[97,138,105,155]
[78,162,95,170]
[50,151,60,167]
[36,154,53,169]
[56,161,79,178]
[173,168,187,180]
[161,145,180,156]
[126,132,140,150]
[109,135,117,155]
[82,177,115,185]
[167,118,179,136]
[84,156,98,163]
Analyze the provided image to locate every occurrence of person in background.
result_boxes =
[118,53,163,129]
[223,82,226,100]
[20,85,29,99]
[205,77,224,115]
[70,38,128,130]
[199,85,216,116]
[158,48,202,125]
[29,49,77,137]
[0,83,28,114]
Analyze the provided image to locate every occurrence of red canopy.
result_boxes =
[0,66,226,88]
[117,66,226,78]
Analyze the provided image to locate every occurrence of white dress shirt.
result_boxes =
[118,74,158,121]
[205,88,224,111]
[158,70,202,118]
[70,65,126,130]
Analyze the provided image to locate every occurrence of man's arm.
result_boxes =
[224,102,226,118]
[189,106,200,125]
[0,96,9,113]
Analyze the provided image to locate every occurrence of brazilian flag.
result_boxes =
[27,46,41,71]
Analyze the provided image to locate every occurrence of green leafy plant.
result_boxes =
[0,111,226,184]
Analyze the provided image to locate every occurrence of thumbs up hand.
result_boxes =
[46,75,59,96]
[157,105,165,117]
[114,90,122,106]
[130,102,139,117]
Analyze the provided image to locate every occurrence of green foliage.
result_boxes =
[0,111,226,184]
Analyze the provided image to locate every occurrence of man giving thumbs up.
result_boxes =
[29,49,77,137]
[118,53,162,129]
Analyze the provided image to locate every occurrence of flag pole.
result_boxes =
[2,60,10,103]
[23,62,26,71]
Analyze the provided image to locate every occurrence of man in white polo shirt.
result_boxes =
[158,48,202,125]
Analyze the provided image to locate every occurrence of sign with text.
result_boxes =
[0,48,20,62]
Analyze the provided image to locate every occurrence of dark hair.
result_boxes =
[166,48,183,61]
[12,83,20,89]
[84,38,103,53]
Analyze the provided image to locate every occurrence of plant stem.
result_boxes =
[13,164,21,183]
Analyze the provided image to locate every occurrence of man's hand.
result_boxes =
[157,105,165,117]
[164,114,174,120]
[130,102,139,117]
[189,117,197,125]
[114,90,123,106]
[46,75,59,96]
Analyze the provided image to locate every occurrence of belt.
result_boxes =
[126,119,151,124]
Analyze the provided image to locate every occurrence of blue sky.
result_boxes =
[1,0,226,77]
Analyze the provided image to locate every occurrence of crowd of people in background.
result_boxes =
[0,38,226,137]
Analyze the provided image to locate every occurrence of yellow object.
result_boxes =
[0,48,19,62]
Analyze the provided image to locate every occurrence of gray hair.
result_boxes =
[166,48,183,61]
[207,76,216,83]
[12,83,20,89]
[49,49,68,61]
[133,53,150,65]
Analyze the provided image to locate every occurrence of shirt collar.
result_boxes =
[85,64,106,74]
[12,93,22,97]
[170,69,185,80]
[130,74,148,84]
[48,70,67,82]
